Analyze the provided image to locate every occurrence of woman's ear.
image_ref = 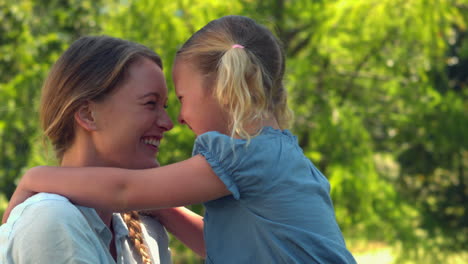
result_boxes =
[74,102,97,131]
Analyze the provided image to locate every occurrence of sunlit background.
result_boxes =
[0,0,467,263]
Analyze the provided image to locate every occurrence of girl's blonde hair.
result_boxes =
[176,15,293,139]
[40,35,159,264]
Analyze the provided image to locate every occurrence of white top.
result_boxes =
[0,193,171,264]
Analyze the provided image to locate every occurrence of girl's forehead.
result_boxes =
[172,59,188,72]
[172,60,194,82]
[173,57,199,71]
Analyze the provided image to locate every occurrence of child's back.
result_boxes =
[194,127,355,263]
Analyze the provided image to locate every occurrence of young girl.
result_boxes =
[5,15,356,263]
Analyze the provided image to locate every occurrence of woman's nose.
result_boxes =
[159,110,174,131]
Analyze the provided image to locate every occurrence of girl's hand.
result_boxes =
[2,171,37,224]
[141,207,206,258]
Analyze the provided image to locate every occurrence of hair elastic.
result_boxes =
[232,44,245,49]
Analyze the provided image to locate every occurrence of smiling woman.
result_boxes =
[83,57,172,169]
[0,36,173,264]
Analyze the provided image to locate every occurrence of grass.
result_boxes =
[351,241,394,264]
[350,240,468,264]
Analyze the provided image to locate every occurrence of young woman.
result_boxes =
[0,36,174,264]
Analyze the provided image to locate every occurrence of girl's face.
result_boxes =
[90,58,173,169]
[172,59,230,136]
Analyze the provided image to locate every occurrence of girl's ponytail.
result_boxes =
[216,45,268,139]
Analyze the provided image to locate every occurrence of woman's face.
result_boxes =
[90,57,173,169]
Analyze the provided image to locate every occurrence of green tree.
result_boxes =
[1,1,467,263]
[0,0,103,210]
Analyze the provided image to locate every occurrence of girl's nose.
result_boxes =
[177,113,185,125]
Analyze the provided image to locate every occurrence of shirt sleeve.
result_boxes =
[193,132,253,200]
[7,199,104,264]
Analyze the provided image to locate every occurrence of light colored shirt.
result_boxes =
[0,193,171,264]
[114,212,171,264]
[193,127,357,264]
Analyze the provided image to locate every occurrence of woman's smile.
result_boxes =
[141,136,161,153]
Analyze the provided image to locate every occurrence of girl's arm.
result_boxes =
[4,155,230,218]
[2,187,37,223]
[149,207,206,258]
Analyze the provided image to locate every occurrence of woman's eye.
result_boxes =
[145,101,156,105]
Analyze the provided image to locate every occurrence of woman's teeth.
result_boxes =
[142,137,160,148]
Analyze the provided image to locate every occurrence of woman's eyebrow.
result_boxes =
[138,92,159,99]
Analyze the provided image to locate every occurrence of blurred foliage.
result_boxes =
[0,0,467,263]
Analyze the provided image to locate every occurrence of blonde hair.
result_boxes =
[122,212,152,264]
[176,15,293,139]
[40,35,159,264]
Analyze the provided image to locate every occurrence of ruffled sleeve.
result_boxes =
[192,131,248,200]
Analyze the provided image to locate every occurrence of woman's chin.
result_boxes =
[133,159,160,169]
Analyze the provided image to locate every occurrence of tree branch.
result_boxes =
[338,30,396,106]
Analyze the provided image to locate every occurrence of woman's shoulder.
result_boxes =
[5,193,88,231]
[12,193,78,217]
[1,193,98,249]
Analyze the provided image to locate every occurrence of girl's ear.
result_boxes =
[74,102,97,131]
